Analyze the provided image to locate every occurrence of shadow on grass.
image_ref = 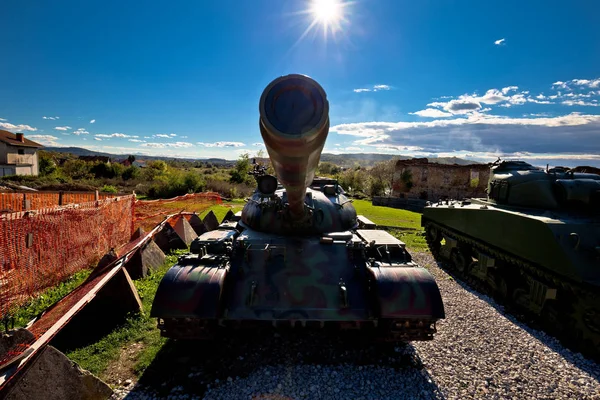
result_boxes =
[134,329,446,399]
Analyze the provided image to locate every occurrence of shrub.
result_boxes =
[63,159,92,179]
[122,166,141,181]
[100,185,118,193]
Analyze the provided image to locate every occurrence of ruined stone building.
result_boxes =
[393,158,491,201]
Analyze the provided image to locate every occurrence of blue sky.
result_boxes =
[1,0,599,166]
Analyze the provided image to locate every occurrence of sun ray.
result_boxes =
[293,0,353,46]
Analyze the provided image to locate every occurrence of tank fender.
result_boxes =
[150,261,228,319]
[367,264,445,319]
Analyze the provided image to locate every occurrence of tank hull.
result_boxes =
[422,200,600,359]
[151,224,445,342]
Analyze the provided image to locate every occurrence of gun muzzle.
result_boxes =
[259,74,329,219]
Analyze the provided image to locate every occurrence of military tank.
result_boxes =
[150,74,445,342]
[422,159,600,357]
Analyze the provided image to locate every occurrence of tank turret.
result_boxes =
[242,74,357,235]
[486,160,600,211]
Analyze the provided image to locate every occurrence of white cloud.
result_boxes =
[54,126,71,131]
[331,112,600,155]
[0,122,38,132]
[27,134,59,146]
[43,116,59,120]
[180,136,188,139]
[95,133,130,138]
[501,86,518,94]
[153,134,171,138]
[561,100,599,107]
[0,118,5,121]
[197,141,245,147]
[141,142,194,148]
[410,108,453,118]
[90,119,96,124]
[494,38,505,45]
[373,84,391,91]
[252,142,265,146]
[73,128,89,135]
[169,133,177,137]
[353,84,393,93]
[571,78,600,89]
[128,139,146,143]
[552,81,569,90]
[95,137,102,141]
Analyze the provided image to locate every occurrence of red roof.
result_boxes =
[0,130,43,148]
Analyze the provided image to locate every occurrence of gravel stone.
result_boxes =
[108,251,600,400]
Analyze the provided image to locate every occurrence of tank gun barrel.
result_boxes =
[259,74,329,218]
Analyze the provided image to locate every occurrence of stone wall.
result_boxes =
[393,158,491,201]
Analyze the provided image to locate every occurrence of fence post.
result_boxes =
[58,191,63,206]
[95,190,99,201]
[22,193,30,211]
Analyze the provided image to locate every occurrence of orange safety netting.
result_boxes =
[0,191,117,213]
[0,195,135,320]
[133,192,222,232]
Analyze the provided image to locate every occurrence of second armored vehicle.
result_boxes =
[422,159,600,357]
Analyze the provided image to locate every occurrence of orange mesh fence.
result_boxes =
[133,192,222,232]
[0,195,134,320]
[0,191,117,213]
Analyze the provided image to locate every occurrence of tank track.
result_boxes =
[157,318,438,342]
[423,219,600,361]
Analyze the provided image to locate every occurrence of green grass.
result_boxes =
[66,250,187,378]
[12,268,93,328]
[351,199,428,252]
[199,199,245,222]
[352,199,422,229]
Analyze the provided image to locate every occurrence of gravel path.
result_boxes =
[111,252,600,400]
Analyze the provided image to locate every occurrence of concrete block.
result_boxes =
[130,226,145,241]
[173,217,198,246]
[93,268,143,317]
[221,209,235,223]
[202,210,219,232]
[3,345,113,400]
[153,223,188,253]
[125,239,166,280]
[187,213,208,236]
[0,329,34,365]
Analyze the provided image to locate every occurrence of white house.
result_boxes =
[0,130,43,176]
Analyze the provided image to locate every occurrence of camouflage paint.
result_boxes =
[150,74,445,340]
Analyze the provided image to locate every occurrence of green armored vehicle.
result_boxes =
[150,74,445,342]
[422,159,600,357]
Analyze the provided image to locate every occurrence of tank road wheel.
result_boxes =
[424,224,442,257]
[450,246,472,275]
[566,293,600,359]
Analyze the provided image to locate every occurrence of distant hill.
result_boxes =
[42,146,478,167]
[43,147,230,165]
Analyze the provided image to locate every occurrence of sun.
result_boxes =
[293,0,351,44]
[310,0,343,23]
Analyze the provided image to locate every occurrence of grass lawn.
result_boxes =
[352,199,422,230]
[198,199,245,223]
